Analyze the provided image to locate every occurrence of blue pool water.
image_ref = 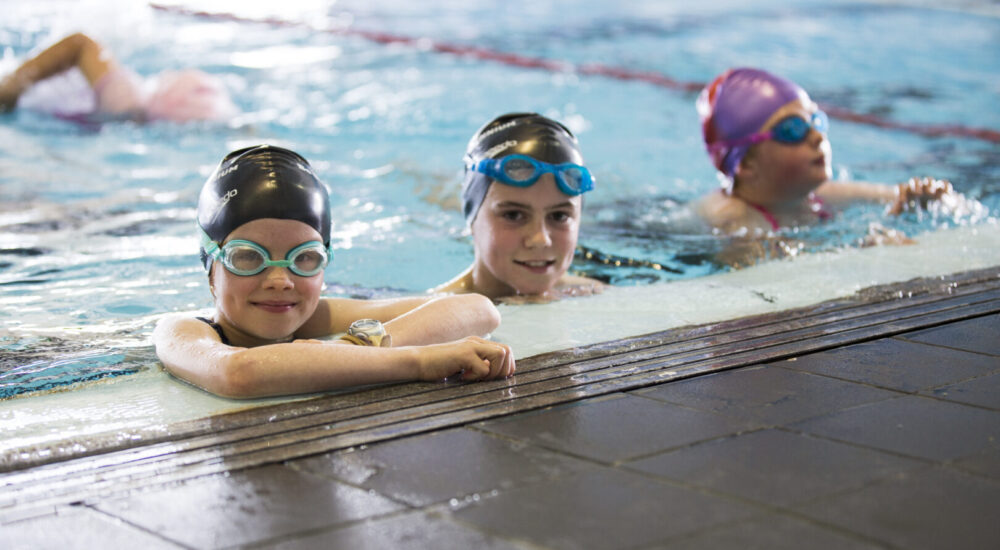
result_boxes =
[1,0,998,398]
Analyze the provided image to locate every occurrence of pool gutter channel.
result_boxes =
[1,266,999,513]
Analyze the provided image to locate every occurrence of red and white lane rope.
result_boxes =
[150,3,1000,144]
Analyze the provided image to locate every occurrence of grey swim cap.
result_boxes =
[197,145,332,271]
[460,113,584,224]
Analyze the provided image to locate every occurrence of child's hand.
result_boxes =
[859,222,915,247]
[416,336,515,382]
[0,75,21,112]
[887,177,955,215]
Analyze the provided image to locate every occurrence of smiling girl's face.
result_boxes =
[469,174,582,298]
[211,218,325,347]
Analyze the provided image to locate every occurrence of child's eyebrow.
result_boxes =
[493,200,577,211]
[493,200,532,209]
[545,201,576,211]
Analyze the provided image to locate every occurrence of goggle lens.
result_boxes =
[771,111,829,144]
[502,157,538,182]
[291,248,327,274]
[560,166,586,192]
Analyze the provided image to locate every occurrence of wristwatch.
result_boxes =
[340,318,392,347]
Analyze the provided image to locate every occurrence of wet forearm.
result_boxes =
[385,294,500,346]
[209,343,421,398]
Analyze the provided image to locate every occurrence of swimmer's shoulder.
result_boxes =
[695,191,765,234]
[430,267,474,295]
[152,313,223,346]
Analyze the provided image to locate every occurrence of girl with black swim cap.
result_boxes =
[434,113,605,302]
[153,145,514,399]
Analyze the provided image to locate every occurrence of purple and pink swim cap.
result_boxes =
[696,68,811,190]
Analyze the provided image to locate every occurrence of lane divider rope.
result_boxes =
[150,3,1000,144]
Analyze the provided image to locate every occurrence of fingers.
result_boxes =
[460,338,515,381]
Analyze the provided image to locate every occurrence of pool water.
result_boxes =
[1,0,998,399]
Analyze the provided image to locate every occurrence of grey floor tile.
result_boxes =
[921,370,1000,410]
[790,394,1000,462]
[267,510,533,549]
[474,393,753,463]
[777,337,999,392]
[949,440,1000,480]
[289,427,595,507]
[634,365,899,426]
[649,513,885,550]
[94,464,404,549]
[0,506,182,550]
[899,313,1000,356]
[799,467,1000,550]
[451,468,755,550]
[626,428,925,507]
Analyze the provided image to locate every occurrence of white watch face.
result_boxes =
[351,318,382,332]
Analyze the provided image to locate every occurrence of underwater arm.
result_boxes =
[0,32,113,110]
[153,315,513,399]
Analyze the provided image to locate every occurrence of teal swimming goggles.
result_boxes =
[470,154,595,196]
[709,110,829,153]
[201,231,331,277]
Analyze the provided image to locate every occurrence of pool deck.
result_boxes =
[2,273,999,549]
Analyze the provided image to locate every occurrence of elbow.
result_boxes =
[466,292,501,334]
[210,352,267,399]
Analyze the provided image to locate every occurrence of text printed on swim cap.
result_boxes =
[216,163,239,180]
[476,119,519,142]
[483,140,517,159]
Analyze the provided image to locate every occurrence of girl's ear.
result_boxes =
[734,148,760,188]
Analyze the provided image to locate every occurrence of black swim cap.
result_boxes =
[461,113,584,224]
[197,145,332,271]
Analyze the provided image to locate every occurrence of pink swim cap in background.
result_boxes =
[696,67,811,189]
[145,69,237,123]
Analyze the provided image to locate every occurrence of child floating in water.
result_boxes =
[694,67,956,238]
[434,113,605,302]
[153,145,514,399]
[0,32,235,123]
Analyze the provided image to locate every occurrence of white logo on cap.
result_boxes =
[483,140,517,159]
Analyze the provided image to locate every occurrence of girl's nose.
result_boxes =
[261,266,294,289]
[524,220,552,248]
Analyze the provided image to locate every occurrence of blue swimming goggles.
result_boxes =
[202,230,331,277]
[709,110,829,152]
[470,154,595,196]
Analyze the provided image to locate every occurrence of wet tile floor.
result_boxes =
[3,313,998,549]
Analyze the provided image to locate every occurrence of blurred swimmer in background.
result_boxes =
[694,67,964,253]
[0,32,236,123]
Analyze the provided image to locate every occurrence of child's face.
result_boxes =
[470,174,582,297]
[211,218,325,346]
[742,99,832,201]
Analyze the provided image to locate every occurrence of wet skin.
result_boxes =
[210,218,325,348]
[469,174,582,298]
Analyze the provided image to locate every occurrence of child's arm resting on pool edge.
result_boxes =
[152,315,515,399]
[299,293,502,346]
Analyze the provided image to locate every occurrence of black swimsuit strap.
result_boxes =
[196,316,230,345]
